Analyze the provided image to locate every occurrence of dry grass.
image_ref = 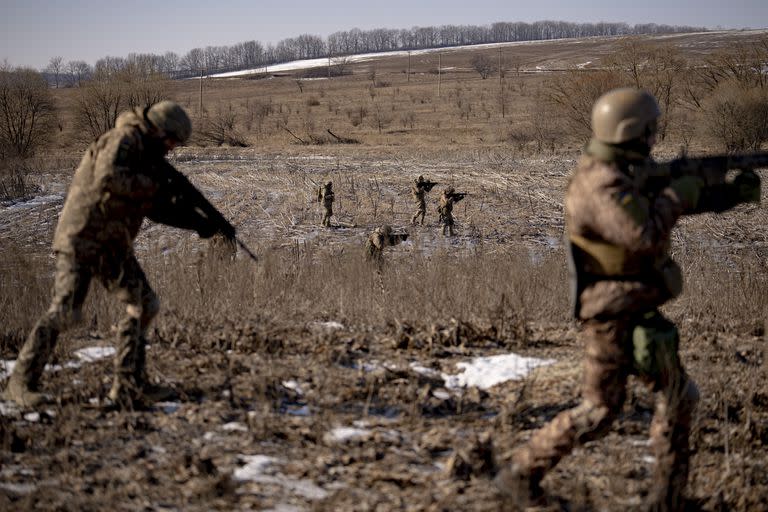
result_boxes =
[2,30,768,511]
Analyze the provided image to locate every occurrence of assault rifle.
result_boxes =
[387,231,410,245]
[629,151,767,210]
[421,181,439,192]
[448,192,468,202]
[147,161,259,262]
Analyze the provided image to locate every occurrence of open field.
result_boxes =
[2,30,768,511]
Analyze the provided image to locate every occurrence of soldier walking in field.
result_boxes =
[317,181,335,227]
[437,187,466,236]
[410,175,438,226]
[1,101,238,409]
[494,88,761,510]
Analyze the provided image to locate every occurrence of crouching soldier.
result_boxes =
[494,88,761,510]
[364,225,409,263]
[1,101,238,409]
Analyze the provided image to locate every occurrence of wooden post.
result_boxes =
[328,54,331,78]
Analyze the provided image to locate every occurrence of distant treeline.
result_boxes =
[45,20,705,84]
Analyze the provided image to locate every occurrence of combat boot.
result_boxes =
[1,376,50,407]
[493,463,545,507]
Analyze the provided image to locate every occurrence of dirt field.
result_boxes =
[2,30,768,512]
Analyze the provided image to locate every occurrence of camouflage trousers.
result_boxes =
[321,205,333,227]
[10,251,159,398]
[511,312,699,510]
[441,213,455,236]
[411,199,426,225]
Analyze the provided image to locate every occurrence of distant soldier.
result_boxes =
[494,88,761,510]
[364,225,409,263]
[317,181,335,227]
[437,187,466,236]
[1,101,238,409]
[410,175,438,226]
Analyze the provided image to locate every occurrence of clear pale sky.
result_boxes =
[3,0,767,69]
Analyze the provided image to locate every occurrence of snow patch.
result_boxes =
[324,426,372,444]
[74,346,116,362]
[442,353,555,390]
[222,421,249,432]
[235,454,328,500]
[310,320,345,331]
[157,401,180,414]
[0,359,16,381]
[284,405,311,417]
[281,380,303,394]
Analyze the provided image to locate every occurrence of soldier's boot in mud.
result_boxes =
[493,463,546,507]
[1,318,59,407]
[646,379,698,512]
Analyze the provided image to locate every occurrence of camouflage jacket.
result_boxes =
[438,195,454,216]
[53,108,179,262]
[318,187,334,208]
[412,182,426,202]
[566,140,687,319]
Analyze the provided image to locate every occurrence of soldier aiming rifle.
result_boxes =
[438,187,467,236]
[494,88,762,511]
[1,101,256,409]
[411,175,439,226]
[365,225,409,263]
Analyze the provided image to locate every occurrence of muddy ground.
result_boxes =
[1,150,767,511]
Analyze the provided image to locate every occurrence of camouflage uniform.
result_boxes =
[318,181,334,227]
[411,176,428,226]
[2,102,220,407]
[364,225,408,263]
[503,138,699,510]
[438,188,456,236]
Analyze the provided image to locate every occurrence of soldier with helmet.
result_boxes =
[317,181,335,227]
[410,175,437,226]
[364,225,409,263]
[494,88,760,510]
[438,186,465,236]
[1,100,237,409]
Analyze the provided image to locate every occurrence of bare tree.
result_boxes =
[470,54,496,79]
[67,60,91,87]
[46,56,64,88]
[0,65,56,158]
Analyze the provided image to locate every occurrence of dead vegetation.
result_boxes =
[2,30,768,511]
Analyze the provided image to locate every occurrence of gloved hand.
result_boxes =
[732,170,761,204]
[668,175,705,211]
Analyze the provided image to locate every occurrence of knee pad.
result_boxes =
[631,311,679,379]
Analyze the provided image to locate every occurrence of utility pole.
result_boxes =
[328,54,331,78]
[438,52,441,98]
[407,51,411,83]
[199,68,204,117]
[499,48,505,119]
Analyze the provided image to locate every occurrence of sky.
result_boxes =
[2,0,768,69]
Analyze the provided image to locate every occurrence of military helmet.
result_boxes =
[147,100,192,143]
[445,186,455,195]
[379,225,392,235]
[417,175,425,183]
[591,88,660,144]
[325,181,333,188]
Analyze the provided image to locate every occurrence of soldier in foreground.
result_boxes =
[1,101,238,409]
[437,187,466,236]
[364,225,409,263]
[494,88,761,510]
[317,181,335,227]
[410,175,438,225]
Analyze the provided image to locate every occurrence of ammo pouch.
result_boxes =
[631,311,679,382]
